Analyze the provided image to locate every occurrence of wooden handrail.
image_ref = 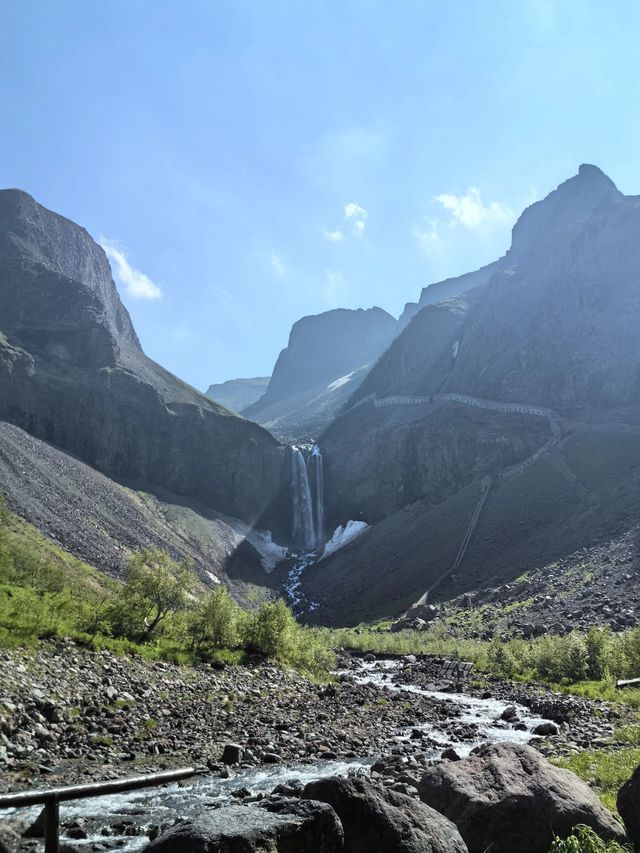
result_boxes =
[0,767,196,853]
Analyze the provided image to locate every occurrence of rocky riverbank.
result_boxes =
[0,642,636,851]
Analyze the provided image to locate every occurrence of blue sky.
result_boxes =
[2,1,640,389]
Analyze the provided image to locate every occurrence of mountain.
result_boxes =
[243,307,398,440]
[300,165,640,624]
[205,376,270,412]
[0,189,288,535]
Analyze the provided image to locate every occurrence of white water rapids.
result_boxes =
[1,659,552,850]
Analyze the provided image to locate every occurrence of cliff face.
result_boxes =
[307,166,640,622]
[0,190,286,528]
[444,166,640,409]
[243,307,398,440]
[205,377,270,413]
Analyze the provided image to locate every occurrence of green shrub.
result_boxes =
[189,586,240,650]
[548,825,630,852]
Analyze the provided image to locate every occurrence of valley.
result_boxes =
[1,164,640,852]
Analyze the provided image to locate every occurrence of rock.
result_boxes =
[441,748,461,761]
[617,762,640,846]
[221,743,244,765]
[418,742,625,853]
[142,799,343,853]
[303,774,468,852]
[500,706,518,722]
[23,808,46,838]
[532,722,558,736]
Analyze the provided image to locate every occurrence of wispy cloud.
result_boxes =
[323,228,344,243]
[270,252,286,277]
[344,201,368,235]
[412,218,441,249]
[100,238,162,300]
[435,188,512,228]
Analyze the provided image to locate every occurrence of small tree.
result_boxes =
[247,599,296,659]
[110,548,194,641]
[189,585,239,650]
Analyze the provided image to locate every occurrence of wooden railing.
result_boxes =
[0,767,195,853]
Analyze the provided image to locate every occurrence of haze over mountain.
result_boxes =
[205,377,270,413]
[241,307,398,440]
[300,165,640,624]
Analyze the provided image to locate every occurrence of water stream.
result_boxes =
[2,659,552,850]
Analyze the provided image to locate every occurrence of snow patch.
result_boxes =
[327,371,356,392]
[247,530,288,572]
[205,571,221,585]
[321,520,370,560]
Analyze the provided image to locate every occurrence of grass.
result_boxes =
[552,749,640,814]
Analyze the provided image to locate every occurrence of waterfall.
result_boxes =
[291,446,316,550]
[310,445,324,544]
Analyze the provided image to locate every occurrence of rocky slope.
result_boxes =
[303,166,640,624]
[243,307,397,440]
[205,377,270,413]
[0,190,287,530]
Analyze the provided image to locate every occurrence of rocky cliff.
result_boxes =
[303,165,640,623]
[243,307,398,440]
[0,189,287,529]
[205,376,270,413]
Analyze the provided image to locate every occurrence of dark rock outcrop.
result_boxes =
[205,376,270,413]
[142,799,343,853]
[617,761,640,846]
[0,189,286,528]
[303,775,468,853]
[418,742,625,853]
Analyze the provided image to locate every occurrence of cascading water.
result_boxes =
[291,446,316,550]
[309,445,324,544]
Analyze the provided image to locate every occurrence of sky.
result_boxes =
[2,1,640,389]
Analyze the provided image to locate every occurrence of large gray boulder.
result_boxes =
[142,799,343,853]
[617,762,640,846]
[303,774,468,853]
[418,742,625,853]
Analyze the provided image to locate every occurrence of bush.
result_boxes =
[189,586,240,650]
[549,825,630,852]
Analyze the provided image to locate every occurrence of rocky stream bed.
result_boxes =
[0,642,632,852]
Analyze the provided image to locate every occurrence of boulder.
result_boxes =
[532,722,558,736]
[303,774,468,852]
[617,762,640,846]
[221,743,244,765]
[142,799,343,853]
[418,742,625,853]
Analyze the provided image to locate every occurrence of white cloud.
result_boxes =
[344,201,368,221]
[100,238,162,301]
[342,201,368,236]
[435,187,512,229]
[324,228,344,243]
[270,252,286,277]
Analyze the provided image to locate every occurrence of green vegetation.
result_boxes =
[0,499,332,677]
[552,750,640,814]
[549,825,630,853]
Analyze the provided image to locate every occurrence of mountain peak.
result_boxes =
[510,164,621,258]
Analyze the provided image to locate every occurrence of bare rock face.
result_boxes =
[303,775,468,853]
[0,189,286,528]
[205,376,270,413]
[244,307,398,440]
[418,742,625,853]
[142,799,343,853]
